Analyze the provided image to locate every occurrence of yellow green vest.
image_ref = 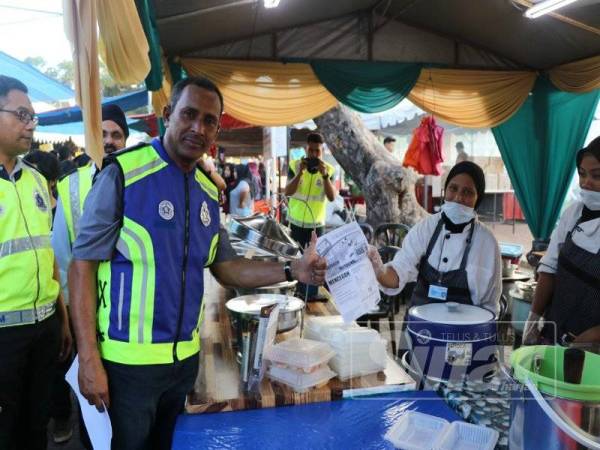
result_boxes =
[96,142,220,365]
[56,164,94,244]
[287,159,335,227]
[0,161,58,317]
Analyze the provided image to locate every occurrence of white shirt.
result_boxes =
[538,201,600,274]
[381,212,502,315]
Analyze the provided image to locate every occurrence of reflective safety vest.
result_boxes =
[0,161,58,320]
[56,164,94,244]
[287,159,335,228]
[97,139,221,365]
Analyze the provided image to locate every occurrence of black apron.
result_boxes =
[542,220,600,344]
[410,218,476,307]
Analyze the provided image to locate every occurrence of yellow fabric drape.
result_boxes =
[151,52,173,118]
[181,58,338,126]
[97,0,150,84]
[408,68,536,128]
[63,0,103,166]
[549,55,600,93]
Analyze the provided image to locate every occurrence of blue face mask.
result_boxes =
[441,201,475,224]
[578,187,600,211]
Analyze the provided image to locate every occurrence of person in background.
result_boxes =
[0,74,72,450]
[73,152,91,168]
[259,162,267,198]
[221,162,237,214]
[524,137,600,345]
[384,136,396,154]
[23,149,60,216]
[368,161,501,316]
[56,144,73,162]
[285,132,337,301]
[198,156,226,191]
[455,141,469,164]
[229,163,255,217]
[248,161,263,201]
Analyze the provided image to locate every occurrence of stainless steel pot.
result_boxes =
[226,294,305,337]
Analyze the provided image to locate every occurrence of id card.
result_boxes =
[428,284,448,301]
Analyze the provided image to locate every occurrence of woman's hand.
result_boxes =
[523,311,543,345]
[367,245,384,276]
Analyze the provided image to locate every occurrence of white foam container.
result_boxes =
[384,411,449,450]
[433,421,499,450]
[263,338,335,372]
[267,364,336,393]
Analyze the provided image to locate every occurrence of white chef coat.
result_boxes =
[381,212,502,315]
[538,201,600,274]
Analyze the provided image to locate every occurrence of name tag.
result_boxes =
[428,285,448,301]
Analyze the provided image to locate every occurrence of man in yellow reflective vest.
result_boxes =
[69,76,327,449]
[285,132,337,300]
[0,75,72,450]
[50,104,129,444]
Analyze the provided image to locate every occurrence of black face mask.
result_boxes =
[305,157,320,174]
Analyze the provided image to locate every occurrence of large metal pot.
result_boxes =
[508,345,600,450]
[226,294,305,340]
[406,302,498,382]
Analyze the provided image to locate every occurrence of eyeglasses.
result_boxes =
[0,109,39,126]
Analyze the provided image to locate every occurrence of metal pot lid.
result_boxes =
[226,294,304,315]
[228,214,301,259]
[409,302,495,325]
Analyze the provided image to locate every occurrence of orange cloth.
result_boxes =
[403,116,444,175]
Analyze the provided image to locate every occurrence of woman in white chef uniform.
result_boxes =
[369,161,502,315]
[524,137,600,345]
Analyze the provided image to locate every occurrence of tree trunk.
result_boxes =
[314,104,427,228]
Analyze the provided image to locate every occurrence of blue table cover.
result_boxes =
[173,391,460,449]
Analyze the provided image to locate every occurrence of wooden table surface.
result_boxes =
[185,271,415,414]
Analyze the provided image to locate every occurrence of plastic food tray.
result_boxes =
[267,365,336,393]
[263,338,335,371]
[499,242,524,259]
[433,421,499,450]
[384,411,449,450]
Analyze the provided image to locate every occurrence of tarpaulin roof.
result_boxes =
[38,90,148,126]
[154,0,600,70]
[0,51,74,103]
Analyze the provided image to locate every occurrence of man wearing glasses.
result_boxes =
[0,75,72,449]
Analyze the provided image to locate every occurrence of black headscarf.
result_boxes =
[444,161,486,209]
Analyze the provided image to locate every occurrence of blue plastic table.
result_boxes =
[173,391,460,449]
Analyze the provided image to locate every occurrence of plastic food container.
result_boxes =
[384,411,449,450]
[433,421,499,450]
[263,338,336,372]
[267,365,336,393]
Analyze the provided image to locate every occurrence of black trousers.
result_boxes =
[103,353,199,450]
[0,314,61,450]
[290,224,324,298]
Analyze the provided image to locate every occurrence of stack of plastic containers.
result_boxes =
[263,338,336,392]
[303,316,387,380]
[384,411,499,450]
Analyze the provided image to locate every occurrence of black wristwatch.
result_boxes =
[284,261,294,282]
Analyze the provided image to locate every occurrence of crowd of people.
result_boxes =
[1,66,599,450]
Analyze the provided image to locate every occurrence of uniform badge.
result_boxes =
[200,201,211,226]
[34,191,47,212]
[316,178,323,187]
[158,200,174,220]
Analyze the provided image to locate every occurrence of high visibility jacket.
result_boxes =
[287,159,335,228]
[56,164,94,244]
[0,160,58,319]
[97,140,220,365]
